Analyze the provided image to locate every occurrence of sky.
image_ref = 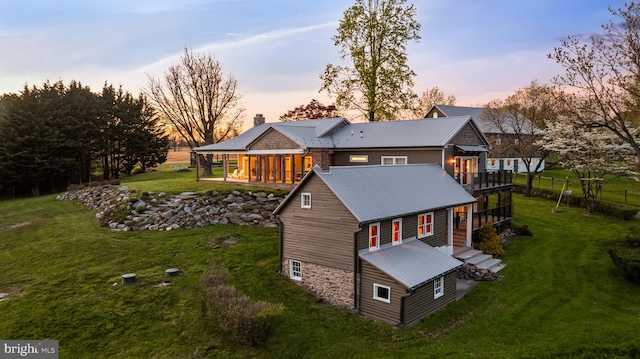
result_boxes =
[0,0,629,130]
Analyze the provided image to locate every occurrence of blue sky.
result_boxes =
[0,0,627,128]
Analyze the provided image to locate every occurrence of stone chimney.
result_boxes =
[311,149,331,170]
[254,114,265,127]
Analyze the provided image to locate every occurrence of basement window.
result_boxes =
[290,260,302,281]
[373,283,391,303]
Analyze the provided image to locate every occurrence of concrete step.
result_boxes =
[475,258,501,270]
[490,262,507,273]
[467,253,492,266]
[453,248,482,262]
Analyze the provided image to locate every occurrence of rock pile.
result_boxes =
[457,263,503,281]
[57,185,285,231]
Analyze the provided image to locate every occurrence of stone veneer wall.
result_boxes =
[284,258,354,308]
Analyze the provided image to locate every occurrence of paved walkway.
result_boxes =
[456,278,478,300]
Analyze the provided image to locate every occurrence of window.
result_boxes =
[417,212,433,238]
[289,260,302,281]
[373,284,391,303]
[369,223,380,250]
[381,156,407,165]
[433,112,438,118]
[434,276,444,299]
[349,155,369,163]
[495,138,502,146]
[392,218,402,245]
[491,159,496,166]
[301,193,311,209]
[514,138,520,145]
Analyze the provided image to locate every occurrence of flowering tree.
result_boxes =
[538,119,637,213]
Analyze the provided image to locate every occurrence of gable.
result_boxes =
[249,128,301,151]
[450,122,487,146]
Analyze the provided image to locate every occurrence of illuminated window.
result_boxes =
[301,193,311,209]
[496,138,502,146]
[373,283,391,303]
[491,159,496,166]
[381,156,407,165]
[433,112,438,118]
[418,212,433,238]
[434,276,444,299]
[369,222,380,250]
[349,155,369,163]
[392,218,402,245]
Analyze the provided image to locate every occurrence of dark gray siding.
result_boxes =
[403,271,457,326]
[333,149,442,167]
[359,260,404,324]
[279,175,360,272]
[451,123,485,146]
[357,210,448,251]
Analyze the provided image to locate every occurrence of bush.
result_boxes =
[608,249,640,284]
[130,165,143,175]
[474,223,504,256]
[512,224,533,236]
[594,201,638,221]
[201,268,284,346]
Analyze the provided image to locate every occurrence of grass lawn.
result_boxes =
[515,168,640,208]
[1,171,639,358]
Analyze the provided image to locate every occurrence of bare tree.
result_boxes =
[412,86,456,118]
[549,3,640,163]
[481,81,560,197]
[279,99,337,122]
[146,47,244,175]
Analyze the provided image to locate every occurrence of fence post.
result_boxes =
[625,190,628,204]
[538,175,540,187]
[551,177,554,190]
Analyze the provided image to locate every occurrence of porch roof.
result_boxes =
[359,237,463,290]
[455,145,489,153]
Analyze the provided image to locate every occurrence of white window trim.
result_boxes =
[289,260,302,281]
[301,193,311,209]
[392,218,402,245]
[373,283,391,303]
[417,212,434,238]
[349,154,369,163]
[434,276,444,299]
[381,156,408,165]
[369,222,380,251]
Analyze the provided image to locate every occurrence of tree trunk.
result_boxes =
[199,153,213,176]
[524,172,534,197]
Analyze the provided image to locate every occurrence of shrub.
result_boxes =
[512,224,533,236]
[474,223,504,256]
[608,249,640,284]
[594,201,638,221]
[627,226,640,248]
[130,165,143,175]
[201,268,284,346]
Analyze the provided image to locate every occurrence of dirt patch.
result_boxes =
[209,235,239,246]
[165,150,191,163]
[8,222,32,230]
[0,284,23,302]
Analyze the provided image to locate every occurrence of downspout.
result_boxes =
[275,215,284,274]
[353,227,363,312]
[399,292,412,327]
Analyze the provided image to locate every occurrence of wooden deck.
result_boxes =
[197,177,297,190]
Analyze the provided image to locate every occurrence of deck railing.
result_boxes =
[472,203,513,230]
[450,170,513,191]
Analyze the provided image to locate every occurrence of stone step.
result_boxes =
[467,253,493,266]
[475,257,502,271]
[453,248,482,262]
[490,262,507,273]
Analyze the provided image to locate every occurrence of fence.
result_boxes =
[514,173,640,207]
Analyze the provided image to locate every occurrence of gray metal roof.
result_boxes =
[331,117,475,148]
[359,237,463,290]
[193,118,347,152]
[434,105,534,135]
[312,164,476,223]
[456,145,489,152]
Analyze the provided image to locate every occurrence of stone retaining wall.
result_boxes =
[57,185,284,231]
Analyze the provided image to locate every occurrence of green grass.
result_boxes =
[1,172,640,358]
[515,168,640,208]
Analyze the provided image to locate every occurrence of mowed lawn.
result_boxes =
[1,170,639,358]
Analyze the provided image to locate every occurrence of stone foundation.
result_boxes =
[284,259,354,308]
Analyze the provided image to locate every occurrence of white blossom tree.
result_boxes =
[538,118,637,214]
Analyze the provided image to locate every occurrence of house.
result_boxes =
[193,115,513,235]
[425,105,545,173]
[272,164,475,325]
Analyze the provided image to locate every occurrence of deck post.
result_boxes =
[223,154,227,182]
[447,208,454,255]
[466,204,473,247]
[195,153,200,182]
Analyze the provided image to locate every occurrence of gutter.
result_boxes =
[398,292,411,327]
